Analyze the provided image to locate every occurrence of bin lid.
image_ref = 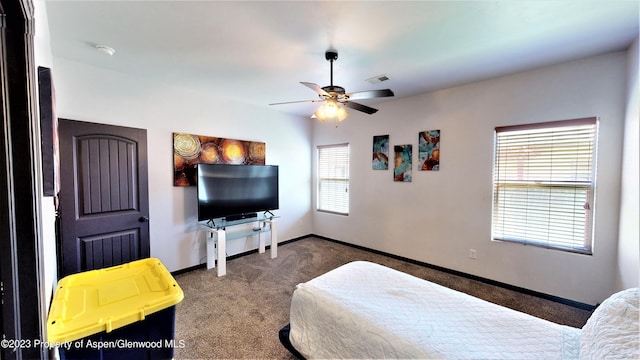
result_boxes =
[47,258,184,343]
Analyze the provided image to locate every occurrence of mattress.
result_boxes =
[289,261,581,359]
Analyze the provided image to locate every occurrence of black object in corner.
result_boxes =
[278,324,306,360]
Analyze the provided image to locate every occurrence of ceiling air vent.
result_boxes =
[365,75,389,84]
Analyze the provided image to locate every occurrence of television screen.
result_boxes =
[197,164,279,221]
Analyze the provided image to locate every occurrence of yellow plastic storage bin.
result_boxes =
[47,258,184,360]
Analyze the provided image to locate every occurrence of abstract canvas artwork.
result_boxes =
[372,135,389,170]
[393,144,412,182]
[173,132,265,186]
[418,130,440,171]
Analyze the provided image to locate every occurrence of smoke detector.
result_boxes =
[95,44,116,56]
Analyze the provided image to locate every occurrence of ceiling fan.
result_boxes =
[269,50,394,121]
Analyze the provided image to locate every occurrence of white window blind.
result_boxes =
[492,118,597,254]
[317,144,349,215]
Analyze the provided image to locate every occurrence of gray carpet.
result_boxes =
[173,237,592,359]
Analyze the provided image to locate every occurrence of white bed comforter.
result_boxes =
[289,261,581,359]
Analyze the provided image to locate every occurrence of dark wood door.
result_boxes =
[1,0,45,358]
[58,119,150,277]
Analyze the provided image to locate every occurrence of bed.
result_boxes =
[280,261,639,359]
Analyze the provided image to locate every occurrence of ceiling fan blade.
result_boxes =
[269,99,324,105]
[346,89,395,100]
[300,82,330,97]
[343,101,379,114]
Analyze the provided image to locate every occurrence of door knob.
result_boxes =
[139,216,150,222]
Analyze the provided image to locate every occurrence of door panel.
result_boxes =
[1,0,44,357]
[80,230,140,270]
[77,136,137,214]
[58,119,149,277]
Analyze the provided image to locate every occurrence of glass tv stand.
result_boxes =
[199,214,278,276]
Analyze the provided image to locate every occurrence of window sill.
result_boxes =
[492,238,592,255]
[317,209,349,216]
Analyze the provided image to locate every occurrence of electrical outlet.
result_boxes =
[469,249,477,259]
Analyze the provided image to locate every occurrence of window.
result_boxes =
[317,144,350,215]
[492,118,597,254]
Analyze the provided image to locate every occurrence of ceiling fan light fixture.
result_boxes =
[270,49,394,122]
[314,99,348,122]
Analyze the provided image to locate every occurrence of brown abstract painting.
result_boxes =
[173,132,265,186]
[418,130,440,171]
[393,144,412,182]
[372,135,389,170]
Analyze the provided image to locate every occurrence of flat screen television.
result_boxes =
[197,164,279,221]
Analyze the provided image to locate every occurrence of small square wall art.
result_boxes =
[393,144,412,182]
[372,135,389,170]
[418,130,440,171]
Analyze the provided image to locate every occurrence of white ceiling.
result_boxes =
[45,1,639,118]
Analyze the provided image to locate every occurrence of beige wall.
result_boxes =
[51,57,314,272]
[313,51,631,305]
[616,37,640,290]
[33,0,58,330]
